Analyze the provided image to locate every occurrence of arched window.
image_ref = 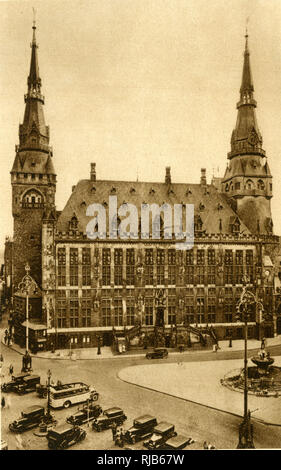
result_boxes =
[246,179,254,190]
[22,189,43,208]
[225,184,229,192]
[257,179,265,190]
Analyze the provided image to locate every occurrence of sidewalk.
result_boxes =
[1,331,281,361]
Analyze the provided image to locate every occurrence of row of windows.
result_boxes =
[58,264,254,287]
[57,248,254,267]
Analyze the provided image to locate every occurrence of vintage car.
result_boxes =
[15,375,41,395]
[146,348,168,360]
[1,372,31,393]
[66,403,103,425]
[0,439,8,450]
[124,415,158,444]
[92,407,127,432]
[161,434,194,450]
[143,422,177,449]
[9,405,45,433]
[47,425,86,450]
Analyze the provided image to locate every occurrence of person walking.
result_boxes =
[1,396,6,409]
[111,422,117,441]
[9,364,14,376]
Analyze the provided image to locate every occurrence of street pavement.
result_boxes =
[1,312,281,450]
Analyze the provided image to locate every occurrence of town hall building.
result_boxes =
[4,22,281,352]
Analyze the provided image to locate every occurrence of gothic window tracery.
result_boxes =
[22,189,44,208]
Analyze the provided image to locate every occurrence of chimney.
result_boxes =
[90,163,96,182]
[165,166,171,184]
[200,168,207,186]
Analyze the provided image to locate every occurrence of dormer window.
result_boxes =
[91,186,96,193]
[80,200,86,207]
[257,179,265,190]
[149,188,155,195]
[199,202,205,211]
[194,215,203,234]
[130,187,136,194]
[111,187,116,194]
[69,214,78,230]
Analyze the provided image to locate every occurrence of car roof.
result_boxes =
[13,373,28,379]
[105,407,123,415]
[154,348,167,351]
[153,422,174,433]
[23,405,44,414]
[24,375,40,380]
[165,435,189,448]
[134,414,156,424]
[49,425,73,435]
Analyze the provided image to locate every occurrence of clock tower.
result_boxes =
[222,33,273,235]
[11,21,56,289]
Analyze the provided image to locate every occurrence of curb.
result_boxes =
[117,369,281,428]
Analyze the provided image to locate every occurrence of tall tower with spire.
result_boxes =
[11,21,56,289]
[222,33,273,235]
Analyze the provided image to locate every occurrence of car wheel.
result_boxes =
[147,355,152,360]
[131,436,136,444]
[63,401,71,409]
[92,393,98,401]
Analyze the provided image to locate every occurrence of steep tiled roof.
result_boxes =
[56,179,251,237]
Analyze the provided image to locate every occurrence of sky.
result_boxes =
[0,0,281,255]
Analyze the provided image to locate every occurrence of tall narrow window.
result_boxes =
[144,249,154,285]
[156,249,165,285]
[81,290,91,327]
[126,249,135,285]
[69,248,78,286]
[102,248,111,286]
[114,249,123,285]
[168,249,176,285]
[69,290,79,327]
[57,248,66,286]
[82,248,91,286]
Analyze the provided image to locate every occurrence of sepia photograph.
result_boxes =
[0,0,281,455]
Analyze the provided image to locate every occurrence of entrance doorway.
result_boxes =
[156,307,164,327]
[277,317,281,335]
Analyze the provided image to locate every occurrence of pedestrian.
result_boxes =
[4,335,7,345]
[9,364,14,376]
[111,422,117,441]
[7,334,11,346]
[203,441,208,449]
[1,396,6,409]
[0,353,3,362]
[5,395,11,409]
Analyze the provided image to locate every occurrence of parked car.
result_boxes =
[47,425,86,450]
[143,422,177,449]
[92,407,127,432]
[161,434,194,450]
[9,405,45,433]
[66,403,103,425]
[15,375,41,395]
[146,348,168,360]
[1,372,31,393]
[36,383,48,398]
[0,439,8,450]
[124,415,157,444]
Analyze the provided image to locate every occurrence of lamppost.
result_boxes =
[17,263,38,372]
[236,274,264,449]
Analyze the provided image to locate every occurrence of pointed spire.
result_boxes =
[239,30,254,100]
[227,32,265,160]
[27,13,42,96]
